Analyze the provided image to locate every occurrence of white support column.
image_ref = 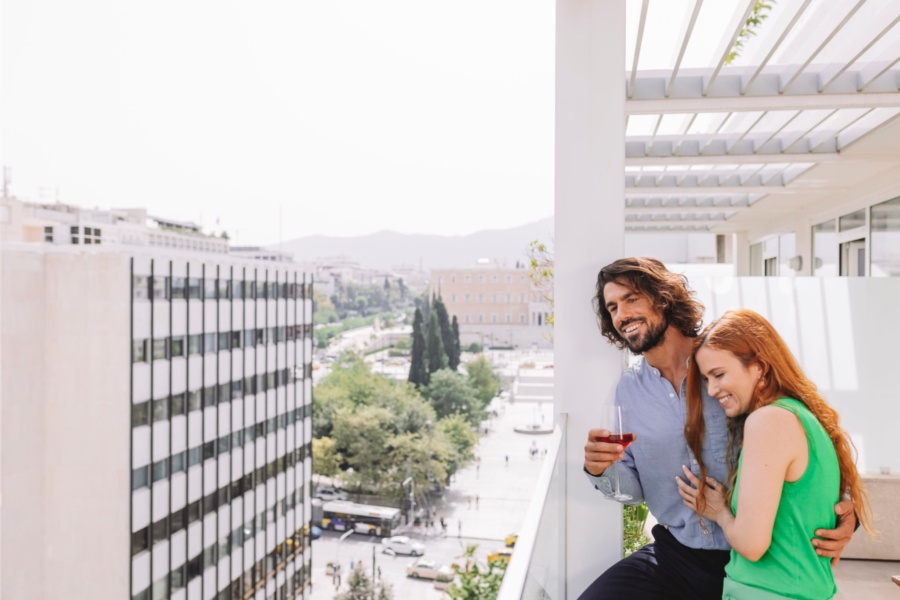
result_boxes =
[733,232,751,275]
[555,0,625,597]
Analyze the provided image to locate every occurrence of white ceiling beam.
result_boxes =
[703,0,758,96]
[624,153,840,165]
[781,0,868,94]
[742,0,814,94]
[859,57,900,91]
[626,89,900,114]
[625,205,751,214]
[625,185,830,196]
[820,11,900,93]
[666,0,703,98]
[627,0,650,100]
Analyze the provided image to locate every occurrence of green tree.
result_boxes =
[408,309,429,388]
[449,316,461,370]
[332,405,396,492]
[436,414,478,476]
[448,544,507,600]
[465,355,502,407]
[423,369,481,423]
[434,296,455,369]
[336,567,375,600]
[397,278,408,301]
[311,436,342,479]
[426,312,448,374]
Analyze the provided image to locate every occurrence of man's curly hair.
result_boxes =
[592,257,704,350]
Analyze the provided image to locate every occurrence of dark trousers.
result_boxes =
[578,525,730,600]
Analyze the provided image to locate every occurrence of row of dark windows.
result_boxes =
[131,443,310,558]
[134,549,308,600]
[132,379,312,430]
[132,427,311,492]
[132,326,312,363]
[134,276,311,302]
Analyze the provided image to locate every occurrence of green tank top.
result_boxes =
[724,398,840,600]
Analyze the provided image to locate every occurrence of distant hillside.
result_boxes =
[276,217,555,270]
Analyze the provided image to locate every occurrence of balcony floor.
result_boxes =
[834,558,900,599]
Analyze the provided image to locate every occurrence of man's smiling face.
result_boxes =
[603,280,669,354]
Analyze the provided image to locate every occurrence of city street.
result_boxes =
[308,399,554,599]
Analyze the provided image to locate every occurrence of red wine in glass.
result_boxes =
[598,433,636,450]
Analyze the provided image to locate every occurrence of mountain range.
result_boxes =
[275,217,555,271]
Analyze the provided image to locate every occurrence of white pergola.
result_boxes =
[555,1,900,597]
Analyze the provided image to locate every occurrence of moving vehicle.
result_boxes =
[487,549,512,564]
[505,533,518,548]
[315,487,348,501]
[321,500,402,537]
[381,535,425,556]
[406,558,442,579]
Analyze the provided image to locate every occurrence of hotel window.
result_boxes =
[492,315,498,323]
[233,281,244,299]
[506,315,512,323]
[465,275,470,282]
[204,333,217,354]
[152,397,169,422]
[151,276,169,300]
[171,277,186,299]
[492,275,497,282]
[506,275,511,282]
[152,458,168,482]
[132,465,149,490]
[133,276,150,300]
[465,315,470,323]
[478,294,483,303]
[231,331,241,349]
[188,390,201,412]
[451,276,456,283]
[131,527,150,557]
[218,279,231,299]
[152,338,169,360]
[479,275,484,283]
[188,334,202,355]
[464,294,469,303]
[478,315,484,323]
[132,402,150,427]
[132,339,148,363]
[451,294,456,302]
[244,329,255,347]
[83,227,101,244]
[218,332,231,351]
[493,294,498,302]
[204,278,217,300]
[871,196,900,277]
[519,315,526,323]
[171,336,185,357]
[187,278,202,299]
[70,225,79,244]
[43,226,54,242]
[171,392,186,416]
[203,386,217,408]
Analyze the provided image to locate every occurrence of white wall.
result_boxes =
[1,248,131,600]
[687,275,900,475]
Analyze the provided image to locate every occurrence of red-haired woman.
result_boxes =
[676,309,872,599]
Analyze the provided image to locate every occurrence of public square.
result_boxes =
[307,397,553,599]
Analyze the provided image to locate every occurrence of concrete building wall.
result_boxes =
[1,248,131,600]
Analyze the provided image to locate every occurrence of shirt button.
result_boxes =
[692,459,698,465]
[669,393,674,398]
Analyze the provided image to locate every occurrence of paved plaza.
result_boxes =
[307,398,553,600]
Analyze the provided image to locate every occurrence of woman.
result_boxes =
[676,309,872,599]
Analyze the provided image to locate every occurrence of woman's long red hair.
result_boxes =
[685,309,872,534]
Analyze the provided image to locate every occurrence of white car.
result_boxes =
[381,535,425,556]
[406,558,441,579]
[315,487,348,501]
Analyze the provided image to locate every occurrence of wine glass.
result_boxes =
[599,405,635,502]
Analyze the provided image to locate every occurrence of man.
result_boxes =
[581,257,856,600]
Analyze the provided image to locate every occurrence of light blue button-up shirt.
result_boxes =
[586,358,731,550]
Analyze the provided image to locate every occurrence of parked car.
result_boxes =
[381,535,425,556]
[406,558,441,579]
[315,487,348,501]
[487,549,512,564]
[302,524,322,540]
[505,533,518,548]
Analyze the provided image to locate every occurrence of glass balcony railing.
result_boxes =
[498,415,566,600]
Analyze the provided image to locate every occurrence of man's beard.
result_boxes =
[622,317,668,354]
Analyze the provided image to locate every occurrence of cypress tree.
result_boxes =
[426,312,448,374]
[434,297,454,368]
[408,308,429,387]
[449,316,461,371]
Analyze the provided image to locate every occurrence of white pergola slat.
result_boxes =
[620,0,900,232]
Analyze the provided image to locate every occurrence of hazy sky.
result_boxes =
[2,0,555,244]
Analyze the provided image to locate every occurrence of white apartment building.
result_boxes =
[430,266,552,349]
[1,198,314,600]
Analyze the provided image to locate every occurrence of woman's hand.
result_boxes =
[676,465,729,522]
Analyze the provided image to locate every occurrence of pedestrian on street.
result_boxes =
[505,454,509,466]
[458,519,462,538]
[377,566,382,580]
[476,494,480,509]
[440,517,447,536]
[467,496,472,509]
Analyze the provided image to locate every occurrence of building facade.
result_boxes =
[1,199,314,600]
[430,266,552,349]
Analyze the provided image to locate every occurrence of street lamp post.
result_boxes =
[335,529,354,582]
[402,476,415,525]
